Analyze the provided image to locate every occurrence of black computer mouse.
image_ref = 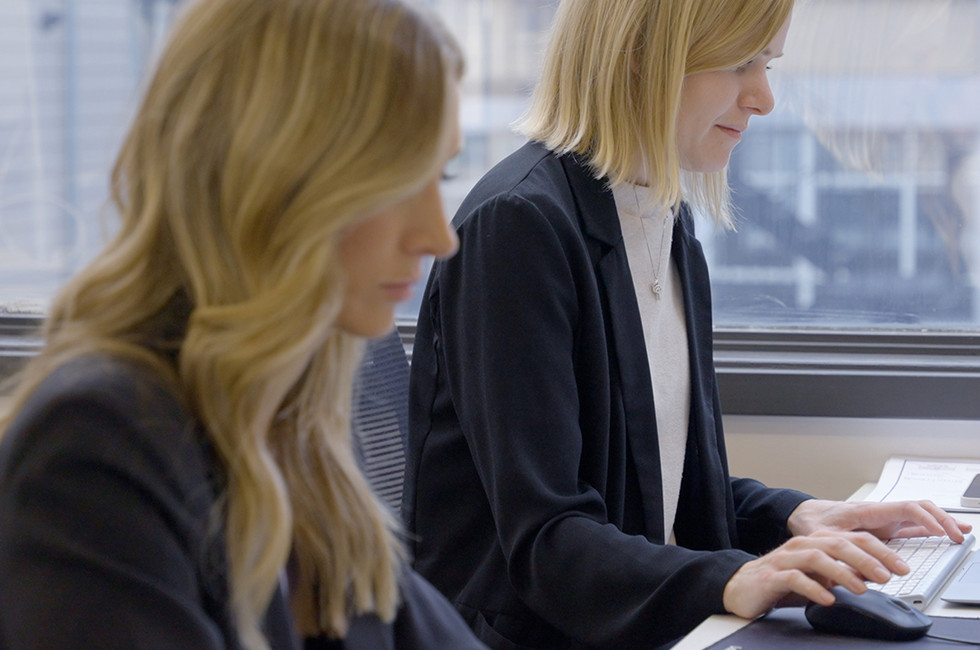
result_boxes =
[804,585,932,641]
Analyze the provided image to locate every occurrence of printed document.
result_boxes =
[864,457,980,513]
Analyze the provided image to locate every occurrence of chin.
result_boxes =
[365,322,397,339]
[680,157,732,174]
[336,312,396,339]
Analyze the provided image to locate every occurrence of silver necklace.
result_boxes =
[634,187,673,299]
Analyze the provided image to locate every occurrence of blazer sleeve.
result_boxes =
[731,476,813,554]
[425,192,757,647]
[0,361,238,649]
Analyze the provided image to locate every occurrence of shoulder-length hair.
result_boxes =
[516,0,794,227]
[2,0,463,646]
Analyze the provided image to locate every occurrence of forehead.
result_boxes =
[763,15,792,57]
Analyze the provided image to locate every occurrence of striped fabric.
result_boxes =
[352,330,411,515]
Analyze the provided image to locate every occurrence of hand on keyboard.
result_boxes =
[723,499,973,620]
[865,533,976,609]
[787,499,972,543]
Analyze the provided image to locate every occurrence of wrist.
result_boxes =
[786,497,822,536]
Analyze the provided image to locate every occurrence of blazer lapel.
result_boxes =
[559,154,666,543]
[673,207,735,549]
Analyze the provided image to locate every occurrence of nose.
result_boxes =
[741,68,775,116]
[427,211,459,259]
[407,179,458,259]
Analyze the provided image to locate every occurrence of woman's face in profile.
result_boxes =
[675,16,791,173]
[335,87,461,339]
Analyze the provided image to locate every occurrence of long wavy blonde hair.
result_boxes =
[0,0,463,646]
[516,0,794,227]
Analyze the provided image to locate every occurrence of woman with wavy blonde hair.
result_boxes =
[0,0,487,648]
[406,0,970,647]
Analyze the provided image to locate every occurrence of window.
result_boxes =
[0,0,181,315]
[3,0,979,418]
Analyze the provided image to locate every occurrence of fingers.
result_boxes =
[820,533,909,580]
[723,531,904,620]
[807,500,973,544]
[794,532,896,586]
[914,500,972,542]
[874,500,972,543]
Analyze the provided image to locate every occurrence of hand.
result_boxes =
[722,530,901,619]
[787,499,972,542]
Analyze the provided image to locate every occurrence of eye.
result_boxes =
[441,152,463,182]
[735,59,775,74]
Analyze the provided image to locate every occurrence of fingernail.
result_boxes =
[895,560,909,573]
[874,567,891,582]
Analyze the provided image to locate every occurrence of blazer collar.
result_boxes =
[558,151,622,247]
[557,150,700,252]
[556,152,667,539]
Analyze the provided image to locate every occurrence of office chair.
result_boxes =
[352,328,410,515]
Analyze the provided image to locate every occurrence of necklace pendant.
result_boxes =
[651,279,662,298]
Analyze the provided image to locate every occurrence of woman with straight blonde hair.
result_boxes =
[0,0,487,648]
[405,0,970,647]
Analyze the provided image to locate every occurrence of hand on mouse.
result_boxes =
[721,529,902,619]
[805,585,932,641]
[787,498,972,542]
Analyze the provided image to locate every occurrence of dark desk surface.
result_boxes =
[675,484,980,649]
[704,608,980,650]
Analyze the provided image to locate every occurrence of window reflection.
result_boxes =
[1,0,978,330]
[715,0,980,327]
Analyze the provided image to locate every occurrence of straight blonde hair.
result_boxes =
[516,0,794,227]
[0,0,463,647]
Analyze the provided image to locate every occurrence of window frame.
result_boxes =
[0,315,42,384]
[4,316,978,420]
[397,320,980,421]
[712,328,980,420]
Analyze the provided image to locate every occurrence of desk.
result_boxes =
[674,484,980,650]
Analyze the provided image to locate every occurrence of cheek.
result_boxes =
[338,237,367,281]
[677,91,712,147]
[334,246,390,337]
[680,75,735,126]
[334,215,404,336]
[337,224,381,302]
[338,217,388,275]
[675,109,709,164]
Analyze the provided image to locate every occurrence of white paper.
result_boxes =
[863,457,980,512]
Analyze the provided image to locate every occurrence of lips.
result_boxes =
[381,283,413,302]
[717,125,744,139]
[382,275,421,302]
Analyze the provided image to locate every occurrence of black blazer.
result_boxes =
[404,142,811,649]
[0,355,486,650]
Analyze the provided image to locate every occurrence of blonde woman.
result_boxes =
[0,0,487,648]
[405,0,971,647]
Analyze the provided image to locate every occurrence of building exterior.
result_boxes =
[2,0,979,329]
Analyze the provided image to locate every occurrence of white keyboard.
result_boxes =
[865,532,976,609]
